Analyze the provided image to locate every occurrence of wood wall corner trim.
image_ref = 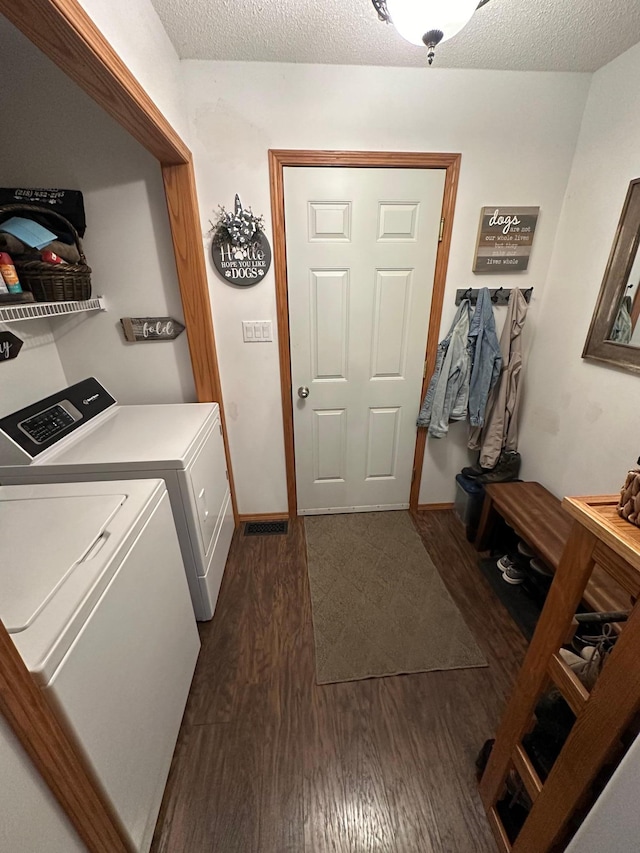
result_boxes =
[410,153,461,510]
[162,161,238,522]
[0,622,132,853]
[0,0,189,165]
[161,161,219,405]
[0,2,238,848]
[269,150,298,519]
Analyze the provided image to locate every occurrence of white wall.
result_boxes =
[0,323,67,418]
[0,18,195,410]
[183,61,590,513]
[566,732,640,853]
[77,0,190,143]
[519,40,640,498]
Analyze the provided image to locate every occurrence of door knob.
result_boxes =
[298,386,310,399]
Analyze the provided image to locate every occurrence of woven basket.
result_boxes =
[0,203,91,302]
[617,470,640,528]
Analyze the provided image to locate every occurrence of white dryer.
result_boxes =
[0,479,200,853]
[0,377,235,620]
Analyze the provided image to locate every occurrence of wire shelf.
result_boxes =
[0,296,105,323]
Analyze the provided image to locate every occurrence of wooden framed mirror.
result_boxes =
[583,178,640,373]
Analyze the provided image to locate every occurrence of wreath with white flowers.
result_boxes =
[210,194,265,247]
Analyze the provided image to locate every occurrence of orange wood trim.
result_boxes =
[479,522,597,812]
[547,652,589,716]
[410,154,461,511]
[415,502,455,512]
[0,0,189,163]
[0,6,237,849]
[0,621,132,853]
[238,512,290,523]
[3,1,238,522]
[0,0,189,165]
[512,743,543,802]
[592,540,640,598]
[268,150,461,170]
[513,579,640,852]
[162,161,238,523]
[269,149,461,519]
[487,806,512,853]
[269,150,298,519]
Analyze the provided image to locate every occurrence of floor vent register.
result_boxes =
[244,520,288,536]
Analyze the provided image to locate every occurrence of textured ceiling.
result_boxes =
[150,0,640,72]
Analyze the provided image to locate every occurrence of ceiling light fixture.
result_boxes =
[372,0,492,65]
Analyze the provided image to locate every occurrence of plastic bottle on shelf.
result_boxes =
[0,253,22,294]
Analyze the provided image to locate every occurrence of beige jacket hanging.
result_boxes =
[468,288,528,468]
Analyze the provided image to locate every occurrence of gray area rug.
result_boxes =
[304,511,487,684]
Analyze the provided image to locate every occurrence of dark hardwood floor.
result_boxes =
[151,511,527,853]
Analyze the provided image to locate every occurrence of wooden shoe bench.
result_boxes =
[475,487,640,852]
[474,481,630,614]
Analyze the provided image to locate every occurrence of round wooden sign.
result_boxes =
[211,231,271,286]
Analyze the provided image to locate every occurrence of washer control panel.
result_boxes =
[18,401,82,444]
[0,377,116,460]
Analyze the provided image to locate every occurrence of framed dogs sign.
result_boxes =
[473,206,540,273]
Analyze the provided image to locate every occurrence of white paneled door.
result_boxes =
[285,167,445,514]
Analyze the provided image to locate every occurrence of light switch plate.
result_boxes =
[242,320,273,342]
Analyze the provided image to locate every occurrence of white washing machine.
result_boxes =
[0,377,235,620]
[0,479,200,853]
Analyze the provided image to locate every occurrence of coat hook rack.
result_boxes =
[455,287,534,306]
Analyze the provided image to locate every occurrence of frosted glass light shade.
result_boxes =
[386,0,479,46]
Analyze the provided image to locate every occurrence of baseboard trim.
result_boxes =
[415,502,455,512]
[237,512,290,523]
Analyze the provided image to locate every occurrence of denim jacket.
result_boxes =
[468,288,502,428]
[417,300,471,438]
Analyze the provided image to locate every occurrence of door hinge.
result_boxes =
[438,217,445,242]
[411,469,416,484]
[219,423,223,436]
[423,360,428,378]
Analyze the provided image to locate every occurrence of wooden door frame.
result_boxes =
[0,0,237,524]
[268,149,461,518]
[0,2,236,851]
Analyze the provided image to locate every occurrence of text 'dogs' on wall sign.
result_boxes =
[210,194,272,287]
[120,317,185,342]
[473,206,540,273]
[0,330,23,362]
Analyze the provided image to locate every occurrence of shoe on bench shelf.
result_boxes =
[529,557,554,578]
[496,554,528,585]
[517,541,535,559]
[502,563,528,585]
[496,554,515,572]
